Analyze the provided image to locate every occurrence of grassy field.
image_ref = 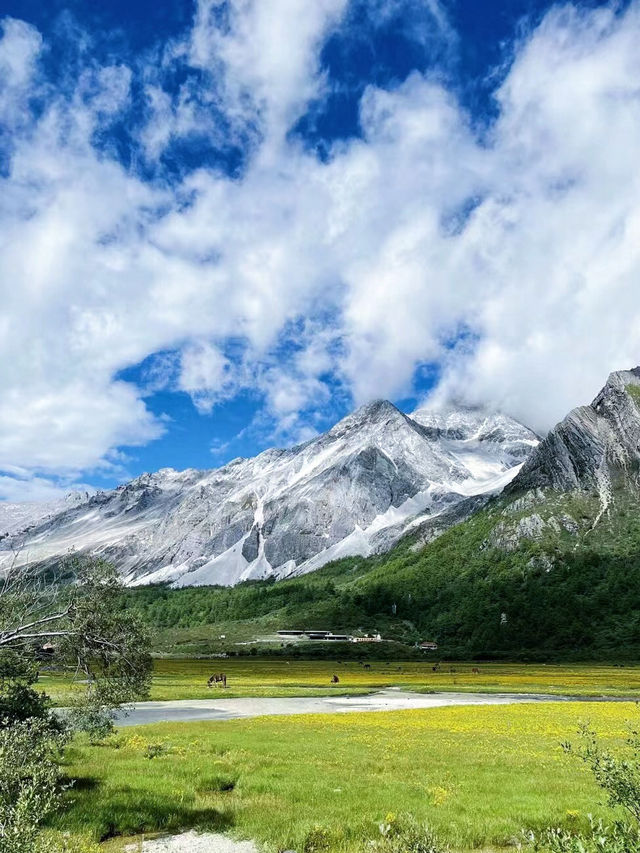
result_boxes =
[40,658,640,704]
[56,700,635,852]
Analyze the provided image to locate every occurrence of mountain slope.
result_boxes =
[326,366,640,657]
[0,493,90,538]
[0,401,537,586]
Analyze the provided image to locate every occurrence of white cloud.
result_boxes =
[0,17,42,134]
[430,3,640,431]
[187,0,348,142]
[0,472,92,503]
[140,0,349,161]
[0,16,41,88]
[359,0,456,51]
[1,2,640,499]
[178,341,234,413]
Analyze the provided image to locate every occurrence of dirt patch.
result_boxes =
[124,830,259,853]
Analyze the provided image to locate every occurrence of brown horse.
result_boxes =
[207,673,227,688]
[331,674,340,684]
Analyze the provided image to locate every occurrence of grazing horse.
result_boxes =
[472,667,480,675]
[207,672,227,689]
[331,674,340,684]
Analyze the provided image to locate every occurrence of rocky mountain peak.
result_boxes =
[353,398,401,420]
[327,398,408,437]
[411,405,539,464]
[510,366,640,494]
[592,367,640,417]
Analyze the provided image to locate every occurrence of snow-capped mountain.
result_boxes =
[0,401,538,586]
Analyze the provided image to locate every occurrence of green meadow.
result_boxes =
[40,657,640,704]
[38,659,640,851]
[56,701,636,852]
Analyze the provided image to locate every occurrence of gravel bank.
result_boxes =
[124,830,259,852]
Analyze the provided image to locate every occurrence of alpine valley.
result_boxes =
[4,367,640,659]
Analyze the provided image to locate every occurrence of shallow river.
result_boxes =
[113,687,589,726]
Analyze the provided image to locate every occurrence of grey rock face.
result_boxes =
[407,494,491,553]
[482,367,640,556]
[488,513,548,552]
[511,368,640,493]
[0,400,536,586]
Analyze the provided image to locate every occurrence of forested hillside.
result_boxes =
[122,483,640,660]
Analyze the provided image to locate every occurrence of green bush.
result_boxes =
[367,814,447,853]
[0,556,152,851]
[67,703,115,745]
[530,720,640,851]
[528,817,640,852]
[143,741,170,760]
[303,826,334,853]
[0,717,67,853]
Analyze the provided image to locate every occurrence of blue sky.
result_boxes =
[1,0,639,499]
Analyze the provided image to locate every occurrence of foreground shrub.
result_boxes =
[0,556,152,851]
[303,826,334,852]
[0,717,67,853]
[67,703,116,744]
[367,813,447,853]
[530,721,640,851]
[528,817,640,852]
[143,741,170,759]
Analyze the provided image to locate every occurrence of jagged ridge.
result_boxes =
[0,400,537,587]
